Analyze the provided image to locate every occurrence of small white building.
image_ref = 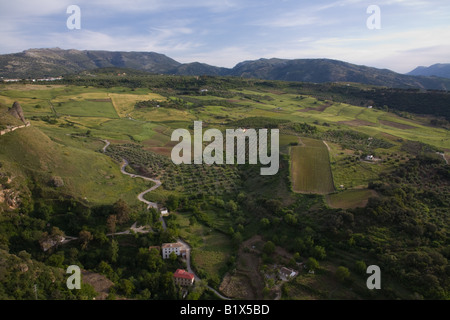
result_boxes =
[279,267,297,280]
[160,207,169,216]
[365,155,374,161]
[162,243,183,259]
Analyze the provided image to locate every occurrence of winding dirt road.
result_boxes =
[120,159,161,210]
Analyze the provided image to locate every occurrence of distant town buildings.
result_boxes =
[173,269,195,286]
[1,77,63,83]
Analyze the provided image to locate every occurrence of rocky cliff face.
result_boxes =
[8,101,26,123]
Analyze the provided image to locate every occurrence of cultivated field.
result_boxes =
[290,137,335,194]
[326,189,377,209]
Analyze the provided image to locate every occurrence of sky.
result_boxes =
[0,0,449,73]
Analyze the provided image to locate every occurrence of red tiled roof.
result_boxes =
[173,269,194,280]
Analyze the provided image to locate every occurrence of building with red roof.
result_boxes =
[173,269,195,286]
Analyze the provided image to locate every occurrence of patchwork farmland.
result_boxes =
[0,75,449,301]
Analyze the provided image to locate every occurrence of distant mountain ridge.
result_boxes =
[0,48,181,78]
[407,63,450,79]
[1,48,450,90]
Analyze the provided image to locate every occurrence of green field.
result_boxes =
[326,189,376,209]
[290,137,335,194]
[55,100,119,118]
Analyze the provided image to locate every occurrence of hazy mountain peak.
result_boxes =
[407,63,450,79]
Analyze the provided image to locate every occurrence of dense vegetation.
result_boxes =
[295,83,450,121]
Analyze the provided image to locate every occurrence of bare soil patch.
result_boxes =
[153,125,170,134]
[297,102,332,113]
[81,270,114,300]
[219,235,265,299]
[108,139,132,145]
[144,147,172,157]
[88,99,112,103]
[338,119,375,127]
[379,120,417,130]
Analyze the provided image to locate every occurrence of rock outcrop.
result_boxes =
[8,101,26,123]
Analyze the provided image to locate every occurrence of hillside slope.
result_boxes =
[0,105,149,207]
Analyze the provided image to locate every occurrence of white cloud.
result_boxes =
[0,0,71,17]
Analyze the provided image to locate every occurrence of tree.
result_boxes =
[51,226,65,241]
[311,245,326,260]
[79,230,93,250]
[307,257,319,271]
[237,192,246,203]
[119,279,135,297]
[263,241,276,255]
[107,214,117,235]
[113,199,130,224]
[355,260,367,274]
[138,210,152,226]
[284,214,297,226]
[166,195,179,211]
[47,253,65,268]
[169,251,178,262]
[232,232,243,248]
[189,215,197,226]
[110,239,119,263]
[96,261,116,281]
[260,218,270,229]
[265,199,282,215]
[226,200,238,213]
[335,266,350,282]
[160,272,178,299]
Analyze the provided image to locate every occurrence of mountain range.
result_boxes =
[407,63,450,79]
[1,48,450,90]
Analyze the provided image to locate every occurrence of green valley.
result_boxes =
[0,74,449,300]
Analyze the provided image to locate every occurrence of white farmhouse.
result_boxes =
[162,243,183,259]
[160,207,169,216]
